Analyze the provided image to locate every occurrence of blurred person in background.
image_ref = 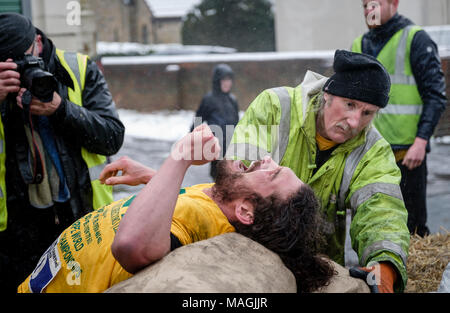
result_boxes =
[191,63,240,179]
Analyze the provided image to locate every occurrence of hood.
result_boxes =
[300,70,329,122]
[212,63,234,94]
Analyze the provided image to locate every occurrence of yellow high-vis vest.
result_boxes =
[352,25,423,146]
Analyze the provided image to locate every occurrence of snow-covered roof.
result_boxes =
[144,0,202,19]
[97,41,236,56]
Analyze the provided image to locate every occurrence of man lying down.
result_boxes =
[18,125,334,293]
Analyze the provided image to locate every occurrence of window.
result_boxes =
[142,25,148,44]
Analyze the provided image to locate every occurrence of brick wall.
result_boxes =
[102,54,450,137]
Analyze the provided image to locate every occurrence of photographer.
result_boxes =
[0,13,125,292]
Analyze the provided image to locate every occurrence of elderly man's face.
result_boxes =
[321,93,379,143]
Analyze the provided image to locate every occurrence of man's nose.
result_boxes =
[261,155,275,168]
[347,111,361,129]
[364,2,377,15]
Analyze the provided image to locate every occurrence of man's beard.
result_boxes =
[212,160,253,204]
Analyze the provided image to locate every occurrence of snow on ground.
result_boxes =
[118,108,246,142]
[118,109,195,142]
[433,136,450,144]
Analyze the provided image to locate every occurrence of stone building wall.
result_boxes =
[91,0,153,44]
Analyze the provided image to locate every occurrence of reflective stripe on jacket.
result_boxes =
[226,71,410,291]
[352,25,423,146]
[55,49,113,210]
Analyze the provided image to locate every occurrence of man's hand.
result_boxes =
[99,156,156,186]
[111,124,220,273]
[402,137,427,170]
[349,262,398,293]
[16,88,61,116]
[171,124,221,166]
[0,59,20,102]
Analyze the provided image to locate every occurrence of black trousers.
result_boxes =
[0,202,74,293]
[397,156,430,237]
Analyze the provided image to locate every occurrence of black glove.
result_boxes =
[349,267,379,293]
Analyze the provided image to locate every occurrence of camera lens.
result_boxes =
[22,67,58,102]
[31,75,57,102]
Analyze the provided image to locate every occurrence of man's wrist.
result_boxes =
[414,137,428,147]
[52,96,67,119]
[167,154,192,170]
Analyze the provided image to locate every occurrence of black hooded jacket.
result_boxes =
[0,30,125,221]
[360,13,447,151]
[191,64,240,155]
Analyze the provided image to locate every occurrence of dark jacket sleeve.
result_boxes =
[410,30,448,142]
[53,59,125,156]
[230,93,240,125]
[190,95,213,131]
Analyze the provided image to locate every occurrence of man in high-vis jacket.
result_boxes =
[0,13,125,292]
[352,0,447,237]
[226,50,410,293]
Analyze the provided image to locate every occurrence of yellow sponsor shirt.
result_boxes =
[18,183,235,293]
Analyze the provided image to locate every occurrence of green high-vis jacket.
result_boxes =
[226,71,410,292]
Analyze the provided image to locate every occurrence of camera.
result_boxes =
[15,54,58,103]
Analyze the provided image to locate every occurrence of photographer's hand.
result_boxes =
[16,88,61,116]
[0,59,21,102]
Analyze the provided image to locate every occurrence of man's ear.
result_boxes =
[36,34,43,55]
[392,0,400,10]
[235,200,254,225]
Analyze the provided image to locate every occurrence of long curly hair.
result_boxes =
[231,184,335,293]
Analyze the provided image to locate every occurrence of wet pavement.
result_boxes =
[425,139,450,234]
[111,135,450,234]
